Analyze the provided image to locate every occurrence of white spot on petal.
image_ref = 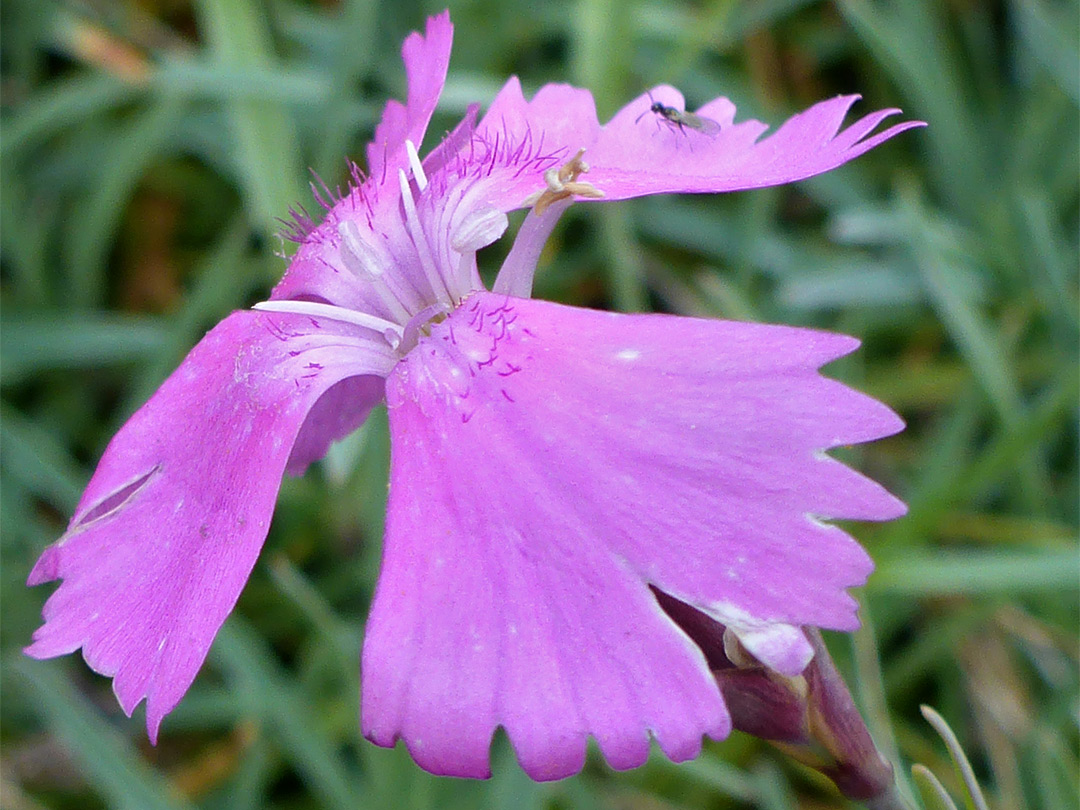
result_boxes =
[616,348,641,361]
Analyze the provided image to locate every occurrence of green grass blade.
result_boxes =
[0,313,168,384]
[1,74,141,158]
[195,0,308,238]
[8,657,198,810]
[912,764,961,810]
[919,707,990,810]
[872,549,1079,595]
[63,100,187,308]
[0,404,84,513]
[1012,0,1080,103]
[210,619,361,810]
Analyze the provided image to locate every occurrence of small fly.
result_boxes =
[635,90,722,137]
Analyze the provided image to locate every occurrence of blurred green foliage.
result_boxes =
[1,0,1076,808]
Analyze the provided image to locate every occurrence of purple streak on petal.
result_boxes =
[492,198,573,297]
[366,11,454,183]
[272,199,428,319]
[422,104,479,179]
[25,311,391,741]
[460,78,599,211]
[363,292,904,779]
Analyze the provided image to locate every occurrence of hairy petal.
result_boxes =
[273,13,456,310]
[26,312,392,740]
[469,81,922,207]
[361,292,903,779]
[469,79,601,210]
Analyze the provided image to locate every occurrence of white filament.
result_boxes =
[397,168,452,306]
[405,139,429,191]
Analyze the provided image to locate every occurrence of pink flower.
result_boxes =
[26,11,921,781]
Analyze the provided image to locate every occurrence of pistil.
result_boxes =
[253,300,405,349]
[405,139,429,191]
[398,169,455,307]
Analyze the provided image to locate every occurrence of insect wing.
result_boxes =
[681,111,722,136]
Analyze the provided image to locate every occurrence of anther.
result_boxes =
[522,148,604,214]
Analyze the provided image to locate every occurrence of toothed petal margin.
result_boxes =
[360,292,904,779]
[464,82,923,208]
[25,311,391,740]
[367,11,454,183]
[588,91,926,198]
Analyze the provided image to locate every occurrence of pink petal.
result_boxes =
[467,81,923,208]
[465,78,601,211]
[421,103,479,179]
[366,11,454,184]
[361,292,904,779]
[589,91,926,199]
[482,78,600,147]
[286,375,385,476]
[26,311,390,741]
[271,249,379,313]
[274,12,458,310]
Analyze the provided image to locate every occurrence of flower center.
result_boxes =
[253,142,595,362]
[254,138,491,358]
[387,293,529,422]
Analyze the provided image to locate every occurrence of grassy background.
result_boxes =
[2,0,1077,808]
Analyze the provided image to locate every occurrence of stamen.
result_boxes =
[253,299,404,347]
[405,139,428,191]
[522,170,562,207]
[399,301,450,355]
[337,220,412,323]
[492,196,574,298]
[397,169,453,306]
[456,250,482,295]
[522,148,604,213]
